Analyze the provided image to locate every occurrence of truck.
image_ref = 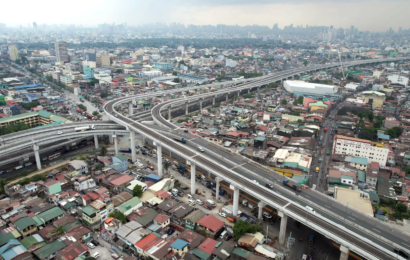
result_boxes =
[222,205,242,216]
[324,127,328,133]
[283,179,302,191]
[173,136,187,143]
[316,167,319,173]
[176,164,187,174]
[76,108,83,114]
[75,125,95,132]
[119,147,131,153]
[86,114,93,119]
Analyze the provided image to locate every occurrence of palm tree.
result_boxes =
[163,160,170,174]
[100,145,107,156]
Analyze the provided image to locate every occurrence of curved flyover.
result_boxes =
[105,57,410,260]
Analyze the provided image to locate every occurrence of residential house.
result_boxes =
[12,216,37,237]
[153,214,170,229]
[38,207,65,225]
[196,215,225,239]
[0,239,27,260]
[170,239,189,257]
[109,155,129,173]
[192,238,218,260]
[109,174,134,194]
[67,160,88,174]
[42,180,62,196]
[116,197,142,216]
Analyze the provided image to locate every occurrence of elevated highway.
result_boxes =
[105,57,410,260]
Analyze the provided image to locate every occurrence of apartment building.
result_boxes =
[82,200,114,230]
[333,135,390,166]
[55,41,69,63]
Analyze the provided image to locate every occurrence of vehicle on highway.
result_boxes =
[197,147,205,152]
[219,212,227,218]
[74,125,95,132]
[305,206,316,213]
[252,180,259,184]
[265,183,273,189]
[394,248,409,259]
[57,131,63,135]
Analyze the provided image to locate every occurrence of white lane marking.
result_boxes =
[304,195,311,198]
[348,216,355,220]
[324,205,331,209]
[231,163,246,169]
[373,228,381,233]
[284,202,291,208]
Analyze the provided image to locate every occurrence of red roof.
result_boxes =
[155,190,170,199]
[85,192,99,200]
[370,162,380,169]
[154,214,170,223]
[81,194,91,201]
[135,233,162,250]
[196,215,224,232]
[227,132,240,137]
[110,175,134,186]
[198,238,218,254]
[257,125,268,131]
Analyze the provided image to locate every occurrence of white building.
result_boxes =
[333,135,389,166]
[345,83,360,91]
[55,41,69,63]
[283,80,338,94]
[388,75,409,88]
[138,70,163,80]
[225,58,237,68]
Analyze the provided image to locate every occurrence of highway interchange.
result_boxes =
[2,58,410,259]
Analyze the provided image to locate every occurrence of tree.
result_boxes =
[115,69,123,73]
[358,128,375,141]
[243,94,253,99]
[163,160,170,174]
[89,79,99,85]
[233,220,262,241]
[386,127,402,138]
[84,257,96,260]
[172,71,177,76]
[95,163,103,170]
[386,96,395,101]
[133,185,143,197]
[78,104,87,112]
[0,179,7,194]
[51,226,64,235]
[109,211,127,223]
[303,60,308,66]
[92,111,99,117]
[281,99,287,105]
[173,78,180,83]
[100,145,107,156]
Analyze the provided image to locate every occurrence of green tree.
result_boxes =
[233,220,262,241]
[30,174,46,182]
[173,78,180,83]
[95,163,103,170]
[99,145,107,156]
[281,99,287,105]
[358,128,376,141]
[172,71,177,76]
[0,179,7,194]
[133,185,143,197]
[78,104,87,111]
[386,96,395,101]
[243,94,253,99]
[19,101,39,110]
[163,160,170,174]
[51,226,64,235]
[18,178,31,185]
[115,69,123,73]
[386,127,402,138]
[303,60,308,66]
[109,211,127,223]
[89,79,99,85]
[92,111,99,117]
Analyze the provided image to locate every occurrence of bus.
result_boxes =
[75,125,95,132]
[48,153,61,160]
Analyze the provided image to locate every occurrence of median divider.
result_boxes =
[207,142,234,155]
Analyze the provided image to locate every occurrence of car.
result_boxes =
[57,131,63,135]
[219,212,227,218]
[187,194,194,199]
[168,229,175,235]
[196,199,203,205]
[262,212,272,219]
[188,199,195,205]
[91,240,100,246]
[394,248,410,259]
[92,252,100,259]
[252,180,259,184]
[197,147,205,152]
[178,191,184,197]
[184,129,188,133]
[265,183,274,189]
[305,206,316,213]
[87,242,95,249]
[146,165,154,170]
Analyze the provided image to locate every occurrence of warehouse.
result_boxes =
[283,80,338,94]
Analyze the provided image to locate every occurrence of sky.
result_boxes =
[3,0,409,32]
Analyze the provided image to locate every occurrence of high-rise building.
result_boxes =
[55,41,69,63]
[97,54,110,67]
[84,53,96,62]
[8,45,19,61]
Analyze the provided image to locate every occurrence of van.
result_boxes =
[220,230,227,239]
[15,165,23,170]
[227,217,236,223]
[309,234,314,243]
[172,188,179,194]
[206,200,215,206]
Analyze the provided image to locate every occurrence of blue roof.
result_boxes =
[171,239,189,250]
[377,134,390,140]
[346,156,368,165]
[0,239,27,260]
[14,84,42,89]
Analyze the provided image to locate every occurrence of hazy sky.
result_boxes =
[3,0,409,32]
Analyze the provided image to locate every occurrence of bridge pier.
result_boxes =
[230,184,240,216]
[213,95,216,105]
[258,201,267,219]
[157,144,162,177]
[226,93,229,103]
[130,130,136,162]
[94,135,99,150]
[215,177,222,202]
[113,134,118,155]
[248,89,250,93]
[185,101,189,115]
[109,135,113,144]
[33,144,41,170]
[199,98,203,111]
[278,211,288,245]
[168,105,172,121]
[339,245,349,260]
[190,162,196,195]
[128,102,133,116]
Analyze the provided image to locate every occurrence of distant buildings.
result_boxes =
[55,41,69,63]
[388,75,409,88]
[154,62,173,70]
[8,45,19,61]
[284,80,338,94]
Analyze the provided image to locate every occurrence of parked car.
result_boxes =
[91,240,99,246]
[87,242,95,249]
[219,212,227,218]
[263,212,272,219]
[188,199,195,205]
[92,252,100,259]
[146,165,154,171]
[196,199,203,205]
[394,248,410,259]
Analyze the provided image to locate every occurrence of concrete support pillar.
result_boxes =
[65,144,70,151]
[237,91,240,97]
[113,134,118,155]
[168,105,172,121]
[157,144,163,177]
[190,162,196,195]
[185,102,189,115]
[199,98,203,111]
[258,201,266,219]
[33,144,41,170]
[248,89,250,93]
[213,96,216,105]
[94,134,99,150]
[339,245,349,260]
[231,185,240,217]
[130,130,137,162]
[278,211,288,245]
[215,177,222,202]
[128,102,133,116]
[109,135,113,144]
[226,93,229,102]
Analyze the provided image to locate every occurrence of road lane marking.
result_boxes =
[304,195,311,198]
[231,163,246,169]
[348,216,355,220]
[324,205,331,208]
[284,202,291,208]
[373,228,381,233]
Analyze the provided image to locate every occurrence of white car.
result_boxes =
[87,242,95,249]
[187,194,194,199]
[188,199,195,205]
[92,252,100,259]
[57,131,63,135]
[252,180,259,184]
[262,212,272,219]
[305,206,316,213]
[196,199,203,205]
[197,147,205,152]
[219,212,227,218]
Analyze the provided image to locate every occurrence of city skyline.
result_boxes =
[1,0,409,32]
